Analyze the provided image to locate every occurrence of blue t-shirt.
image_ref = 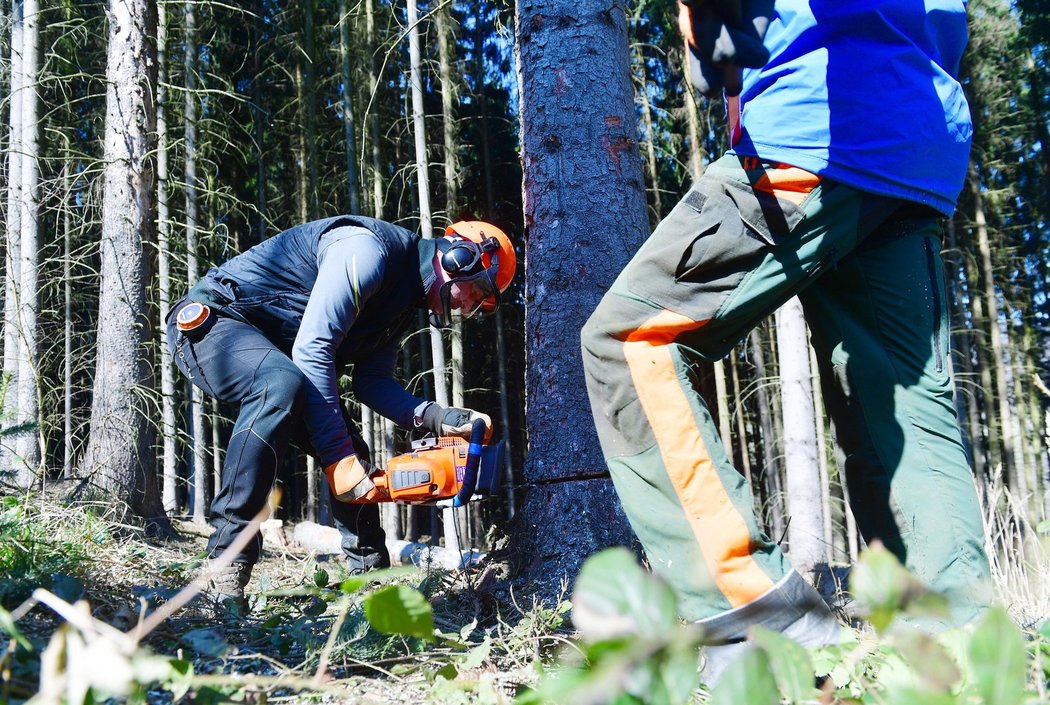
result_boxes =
[732,1,971,216]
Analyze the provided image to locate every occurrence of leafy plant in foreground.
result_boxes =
[516,545,1046,705]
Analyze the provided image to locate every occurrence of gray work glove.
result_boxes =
[420,402,493,442]
[679,0,773,97]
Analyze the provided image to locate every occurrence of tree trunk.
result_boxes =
[750,326,783,537]
[971,163,1018,494]
[2,0,23,476]
[436,4,459,217]
[713,360,733,454]
[631,42,662,223]
[14,0,41,478]
[809,341,833,557]
[78,0,161,521]
[252,0,266,242]
[473,2,515,516]
[339,0,360,214]
[945,216,984,477]
[512,0,643,596]
[776,298,825,579]
[729,351,752,486]
[184,0,208,523]
[365,0,383,219]
[62,133,73,478]
[157,0,178,514]
[406,0,456,551]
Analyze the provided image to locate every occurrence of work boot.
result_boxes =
[201,558,253,615]
[697,571,842,687]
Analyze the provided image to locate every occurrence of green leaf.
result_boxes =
[880,687,956,705]
[364,585,434,640]
[165,659,194,701]
[313,567,330,588]
[891,629,960,692]
[750,625,817,702]
[968,607,1026,705]
[339,565,418,594]
[0,605,32,651]
[571,547,678,641]
[851,543,936,631]
[708,647,779,705]
[436,662,459,681]
[658,640,704,705]
[1035,519,1050,535]
[181,627,229,658]
[459,637,492,671]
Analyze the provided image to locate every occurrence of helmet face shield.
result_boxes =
[432,267,500,328]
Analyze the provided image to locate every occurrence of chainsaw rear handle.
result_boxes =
[452,418,487,507]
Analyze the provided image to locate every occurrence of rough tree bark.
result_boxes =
[78,0,161,520]
[512,0,642,597]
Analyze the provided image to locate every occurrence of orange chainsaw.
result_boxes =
[354,419,505,507]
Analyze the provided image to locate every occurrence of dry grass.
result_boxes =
[0,491,552,704]
[978,472,1050,628]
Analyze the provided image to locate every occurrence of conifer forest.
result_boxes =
[1,1,1050,703]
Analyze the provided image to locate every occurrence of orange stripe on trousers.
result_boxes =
[623,309,774,607]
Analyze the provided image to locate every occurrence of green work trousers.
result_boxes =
[581,154,990,638]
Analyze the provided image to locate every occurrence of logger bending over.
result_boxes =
[168,216,515,609]
[581,0,989,681]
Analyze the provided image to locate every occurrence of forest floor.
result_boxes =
[0,492,564,704]
[3,491,1050,704]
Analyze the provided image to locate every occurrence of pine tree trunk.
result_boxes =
[971,163,1018,494]
[473,3,515,516]
[14,0,41,478]
[184,0,208,523]
[62,133,73,478]
[512,0,643,594]
[2,0,23,475]
[339,0,360,214]
[252,0,266,242]
[405,0,455,551]
[776,298,825,579]
[945,216,984,477]
[729,351,752,486]
[157,0,178,514]
[435,6,470,541]
[750,326,783,537]
[365,0,383,219]
[78,0,161,521]
[632,43,662,223]
[713,360,733,453]
[809,341,833,556]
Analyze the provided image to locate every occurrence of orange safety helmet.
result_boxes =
[432,221,516,327]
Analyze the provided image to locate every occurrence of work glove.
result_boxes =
[678,0,773,97]
[324,454,379,503]
[420,402,493,442]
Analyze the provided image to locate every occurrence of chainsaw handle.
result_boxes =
[452,418,487,507]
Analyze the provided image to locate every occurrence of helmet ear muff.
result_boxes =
[439,238,485,276]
